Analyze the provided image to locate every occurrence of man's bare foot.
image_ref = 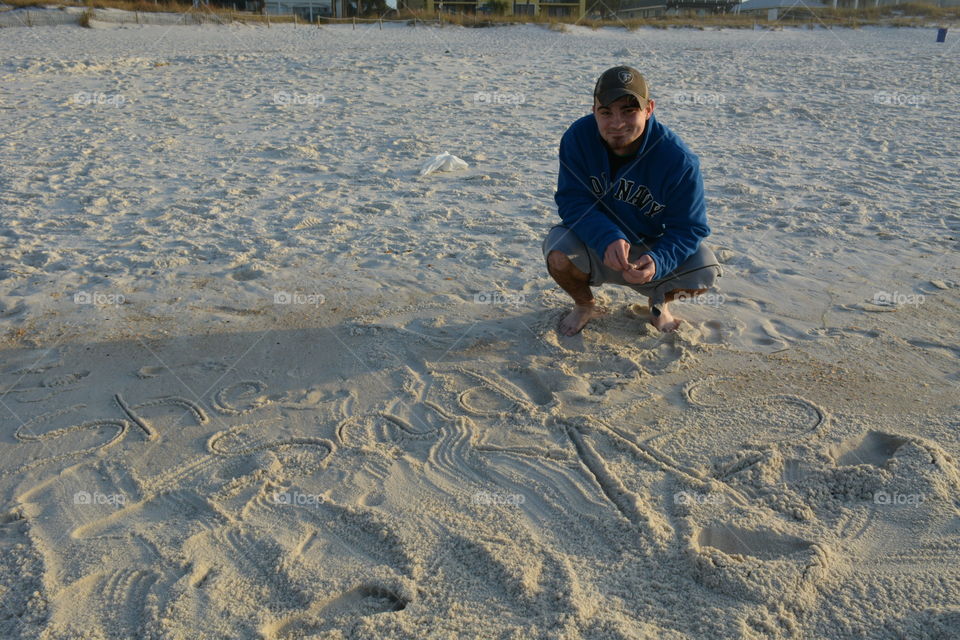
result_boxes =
[649,305,682,333]
[559,304,606,336]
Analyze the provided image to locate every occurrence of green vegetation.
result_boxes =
[422,3,958,29]
[483,0,509,15]
[6,0,193,12]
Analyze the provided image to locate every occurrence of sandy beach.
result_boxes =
[0,18,958,639]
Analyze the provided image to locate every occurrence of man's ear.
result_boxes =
[646,98,656,118]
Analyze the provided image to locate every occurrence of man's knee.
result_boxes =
[547,249,590,282]
[546,250,572,272]
[546,250,589,280]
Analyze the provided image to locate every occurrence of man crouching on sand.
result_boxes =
[544,66,722,336]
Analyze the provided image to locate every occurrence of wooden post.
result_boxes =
[294,13,298,25]
[378,15,382,28]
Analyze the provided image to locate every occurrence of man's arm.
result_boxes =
[643,159,710,278]
[554,129,629,257]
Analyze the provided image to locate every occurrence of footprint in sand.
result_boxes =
[263,585,408,640]
[714,424,960,591]
[698,319,727,345]
[134,360,229,380]
[808,429,960,514]
[1,349,63,375]
[688,523,830,607]
[41,370,90,388]
[828,430,909,468]
[0,368,90,403]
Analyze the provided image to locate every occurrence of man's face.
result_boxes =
[593,95,655,155]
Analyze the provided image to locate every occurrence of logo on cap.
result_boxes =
[619,71,633,84]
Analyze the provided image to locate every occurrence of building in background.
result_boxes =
[250,0,960,17]
[734,0,959,12]
[422,0,586,16]
[261,0,333,17]
[419,0,742,16]
[616,0,667,17]
[664,0,737,14]
[237,0,389,16]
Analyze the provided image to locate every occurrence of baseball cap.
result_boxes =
[594,66,649,108]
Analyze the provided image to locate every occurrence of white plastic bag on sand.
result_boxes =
[420,152,468,176]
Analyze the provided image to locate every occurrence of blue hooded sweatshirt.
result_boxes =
[554,113,709,279]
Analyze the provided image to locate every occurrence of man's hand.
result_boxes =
[623,253,656,285]
[604,239,656,285]
[603,239,633,272]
